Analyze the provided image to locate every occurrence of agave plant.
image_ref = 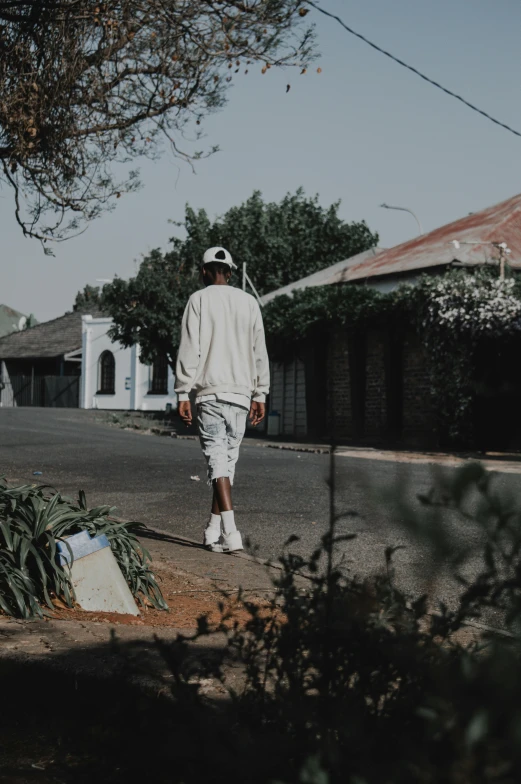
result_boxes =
[0,479,167,618]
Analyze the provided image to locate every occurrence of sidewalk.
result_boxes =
[255,441,521,474]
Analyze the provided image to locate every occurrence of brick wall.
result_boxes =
[326,327,387,442]
[326,327,352,438]
[401,332,436,446]
[326,327,436,446]
[364,329,387,440]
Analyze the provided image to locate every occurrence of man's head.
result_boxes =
[201,247,236,286]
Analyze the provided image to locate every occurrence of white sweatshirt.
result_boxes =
[175,285,270,403]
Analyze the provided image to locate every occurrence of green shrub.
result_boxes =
[166,461,521,783]
[0,479,167,618]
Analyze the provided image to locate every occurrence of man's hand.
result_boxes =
[178,400,192,426]
[249,401,265,427]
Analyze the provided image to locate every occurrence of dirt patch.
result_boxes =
[47,562,270,630]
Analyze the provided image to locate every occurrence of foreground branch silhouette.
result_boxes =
[0,0,315,247]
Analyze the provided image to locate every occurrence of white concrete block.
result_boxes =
[58,531,139,616]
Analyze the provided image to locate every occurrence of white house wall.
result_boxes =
[0,361,15,408]
[81,316,177,411]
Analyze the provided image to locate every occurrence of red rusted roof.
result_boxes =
[327,193,521,285]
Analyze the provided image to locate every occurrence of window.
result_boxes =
[149,355,168,395]
[98,350,115,394]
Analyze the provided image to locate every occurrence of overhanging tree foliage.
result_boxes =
[102,189,379,369]
[0,0,316,248]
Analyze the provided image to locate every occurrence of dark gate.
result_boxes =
[473,339,521,451]
[10,376,80,408]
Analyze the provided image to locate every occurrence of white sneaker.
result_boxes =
[221,530,243,553]
[207,541,225,553]
[203,525,222,550]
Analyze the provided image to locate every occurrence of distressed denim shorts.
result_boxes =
[197,401,248,486]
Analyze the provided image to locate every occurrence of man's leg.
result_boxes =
[226,406,247,493]
[214,406,247,549]
[199,402,243,552]
[213,476,233,513]
[208,486,226,540]
[197,402,227,548]
[213,476,239,546]
[205,489,222,544]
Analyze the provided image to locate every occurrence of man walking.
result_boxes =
[175,247,270,553]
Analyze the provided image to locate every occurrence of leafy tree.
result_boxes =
[104,248,196,370]
[171,188,378,295]
[104,189,379,369]
[0,1,315,248]
[73,285,106,313]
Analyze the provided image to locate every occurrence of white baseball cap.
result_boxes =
[202,246,237,270]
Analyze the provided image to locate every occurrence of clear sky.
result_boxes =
[2,0,521,322]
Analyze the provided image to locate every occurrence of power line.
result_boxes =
[306,1,521,139]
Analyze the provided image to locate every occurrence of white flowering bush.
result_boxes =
[410,270,521,444]
[422,274,521,336]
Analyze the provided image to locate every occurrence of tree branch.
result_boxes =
[0,0,317,242]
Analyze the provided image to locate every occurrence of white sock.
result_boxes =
[221,510,237,536]
[207,513,221,531]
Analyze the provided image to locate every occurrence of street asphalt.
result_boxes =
[1,408,520,612]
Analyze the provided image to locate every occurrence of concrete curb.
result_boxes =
[119,424,521,473]
[98,409,521,472]
[252,442,521,474]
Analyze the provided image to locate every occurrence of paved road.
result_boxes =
[1,408,520,609]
